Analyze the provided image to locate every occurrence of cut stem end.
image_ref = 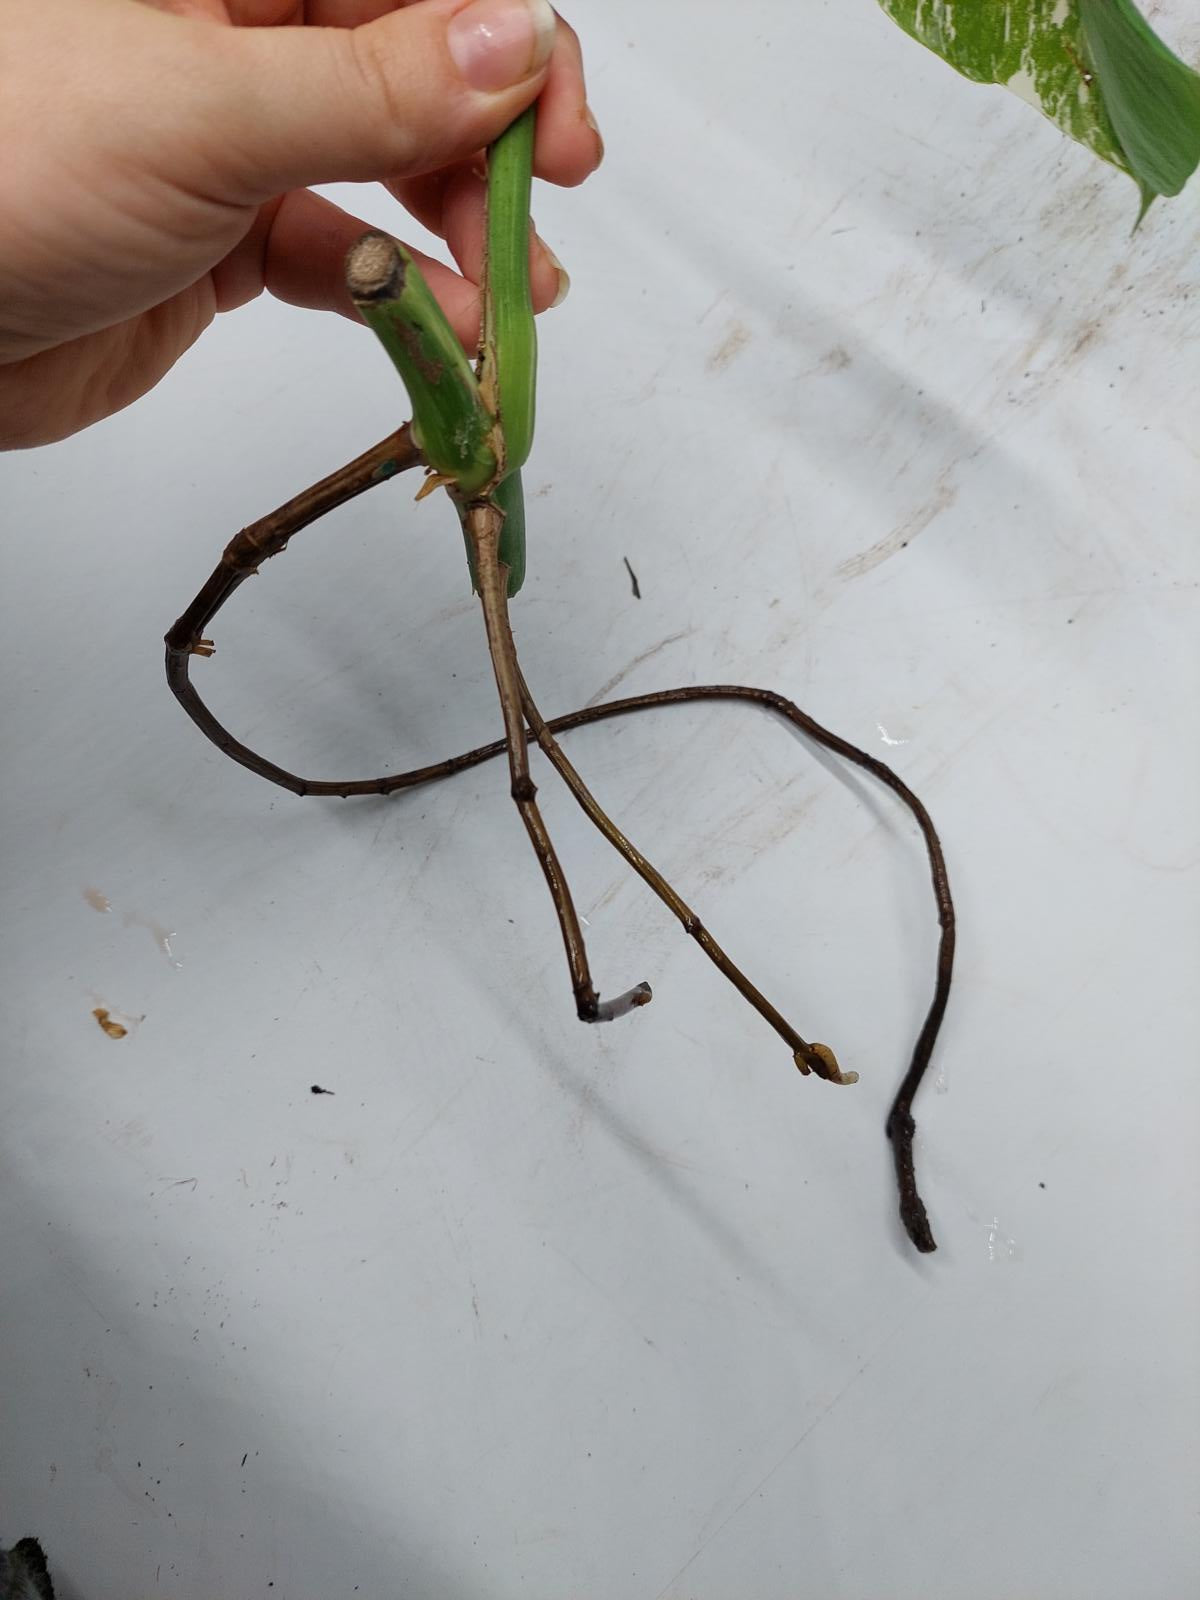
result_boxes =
[345,231,405,302]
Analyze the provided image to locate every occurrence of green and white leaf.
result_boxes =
[877,0,1200,209]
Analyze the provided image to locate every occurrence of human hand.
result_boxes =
[0,0,601,447]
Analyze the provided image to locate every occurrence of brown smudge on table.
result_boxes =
[83,887,111,913]
[706,319,751,373]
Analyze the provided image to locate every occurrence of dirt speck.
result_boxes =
[83,887,111,913]
[93,1007,128,1040]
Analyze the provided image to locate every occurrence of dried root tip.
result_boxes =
[795,1041,859,1085]
[591,982,653,1023]
[345,231,405,301]
[886,1107,937,1252]
[903,1199,937,1254]
[415,470,454,502]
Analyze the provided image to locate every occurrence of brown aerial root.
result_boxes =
[165,432,954,1251]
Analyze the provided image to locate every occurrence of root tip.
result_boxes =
[796,1042,857,1085]
[904,1208,938,1253]
[590,982,653,1023]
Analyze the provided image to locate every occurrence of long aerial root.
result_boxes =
[166,445,954,1251]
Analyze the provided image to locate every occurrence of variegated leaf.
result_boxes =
[877,0,1200,208]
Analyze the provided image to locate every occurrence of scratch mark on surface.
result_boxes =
[156,1177,199,1196]
[584,877,625,919]
[392,1065,486,1164]
[585,629,695,708]
[652,1356,882,1598]
[838,480,957,580]
[547,1242,657,1352]
[695,289,726,326]
[95,1442,141,1509]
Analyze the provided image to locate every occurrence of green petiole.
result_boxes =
[479,103,538,478]
[478,105,539,596]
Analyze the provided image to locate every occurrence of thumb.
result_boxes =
[202,0,559,205]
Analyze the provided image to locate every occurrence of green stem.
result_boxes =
[346,232,498,496]
[456,468,526,599]
[345,109,538,597]
[493,468,527,596]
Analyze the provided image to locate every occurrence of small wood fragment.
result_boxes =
[92,1007,127,1040]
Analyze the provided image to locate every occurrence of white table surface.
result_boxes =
[2,3,1197,1596]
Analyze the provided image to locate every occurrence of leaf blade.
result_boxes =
[1079,0,1200,197]
[877,0,1200,203]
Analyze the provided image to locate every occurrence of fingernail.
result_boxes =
[541,241,570,307]
[584,104,605,164]
[448,0,557,93]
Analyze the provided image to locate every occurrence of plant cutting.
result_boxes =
[166,106,954,1254]
[166,1,1198,1255]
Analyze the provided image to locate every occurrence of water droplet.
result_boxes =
[986,1216,1020,1262]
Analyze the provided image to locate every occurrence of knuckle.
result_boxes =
[344,28,419,171]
